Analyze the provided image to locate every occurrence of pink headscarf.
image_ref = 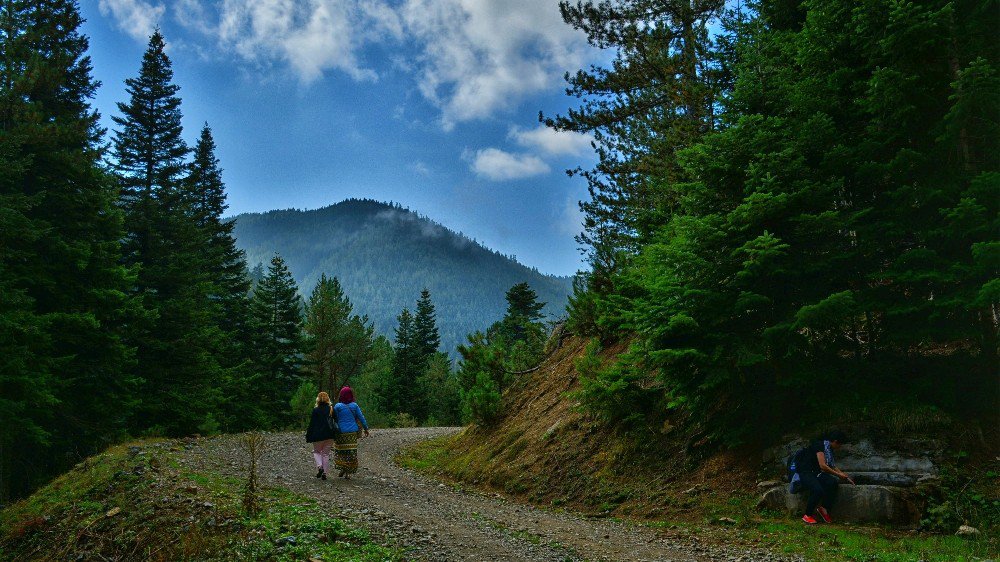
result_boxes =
[338,386,355,404]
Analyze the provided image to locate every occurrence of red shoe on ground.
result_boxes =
[816,507,832,523]
[802,514,818,525]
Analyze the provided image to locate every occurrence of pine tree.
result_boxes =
[497,282,548,355]
[0,0,137,499]
[249,254,304,424]
[503,282,545,324]
[544,0,726,261]
[413,288,441,357]
[184,123,253,431]
[303,274,375,394]
[112,30,225,436]
[185,123,251,342]
[388,308,422,417]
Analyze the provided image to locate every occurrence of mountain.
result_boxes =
[231,199,574,354]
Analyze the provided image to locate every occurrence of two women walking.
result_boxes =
[306,386,370,480]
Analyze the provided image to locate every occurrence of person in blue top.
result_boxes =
[332,386,369,479]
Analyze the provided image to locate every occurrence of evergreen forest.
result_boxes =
[541,0,998,444]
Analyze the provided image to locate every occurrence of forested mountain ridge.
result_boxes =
[231,199,573,353]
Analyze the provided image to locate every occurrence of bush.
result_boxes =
[289,380,318,427]
[464,370,502,425]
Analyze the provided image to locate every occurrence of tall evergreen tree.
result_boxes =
[388,308,421,417]
[544,0,726,263]
[413,288,442,357]
[303,274,375,393]
[0,0,136,499]
[111,30,225,436]
[249,254,303,425]
[184,123,253,429]
[185,123,251,341]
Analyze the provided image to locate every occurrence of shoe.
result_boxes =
[321,471,327,481]
[315,468,323,478]
[816,507,831,523]
[802,514,818,525]
[338,470,345,478]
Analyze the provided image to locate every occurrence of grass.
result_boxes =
[401,434,998,562]
[0,440,401,561]
[724,519,992,562]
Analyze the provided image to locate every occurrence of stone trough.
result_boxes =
[757,437,942,526]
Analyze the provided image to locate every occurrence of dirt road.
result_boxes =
[183,428,796,562]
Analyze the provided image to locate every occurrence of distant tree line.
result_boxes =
[230,199,574,356]
[547,0,997,442]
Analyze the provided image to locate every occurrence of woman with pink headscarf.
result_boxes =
[332,386,370,478]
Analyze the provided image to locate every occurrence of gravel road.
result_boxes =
[182,428,799,562]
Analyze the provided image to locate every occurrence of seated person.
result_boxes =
[793,429,855,524]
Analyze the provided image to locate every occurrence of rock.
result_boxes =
[275,536,297,546]
[757,484,923,525]
[955,525,980,537]
[105,507,121,517]
[715,517,738,525]
[756,480,781,489]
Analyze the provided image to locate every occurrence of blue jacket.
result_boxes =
[333,402,368,433]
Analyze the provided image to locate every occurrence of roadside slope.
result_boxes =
[400,335,995,561]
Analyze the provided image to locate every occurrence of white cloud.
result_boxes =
[99,0,165,41]
[100,0,596,123]
[468,148,549,181]
[400,0,592,129]
[214,0,398,83]
[509,125,593,156]
[410,161,432,177]
[558,195,584,237]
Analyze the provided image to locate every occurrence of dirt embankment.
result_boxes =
[414,336,763,522]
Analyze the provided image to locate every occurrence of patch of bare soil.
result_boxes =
[182,428,798,561]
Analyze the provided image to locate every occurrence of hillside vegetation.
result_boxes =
[400,334,998,561]
[0,439,399,561]
[232,199,573,354]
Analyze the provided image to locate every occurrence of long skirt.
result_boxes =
[334,431,360,474]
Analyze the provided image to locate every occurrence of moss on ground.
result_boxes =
[0,440,400,561]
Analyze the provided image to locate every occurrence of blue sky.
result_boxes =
[81,0,608,277]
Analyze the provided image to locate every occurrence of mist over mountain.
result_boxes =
[232,199,574,354]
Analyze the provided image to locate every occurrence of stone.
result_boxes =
[757,484,923,525]
[715,517,738,525]
[955,525,980,537]
[756,480,781,489]
[105,507,121,518]
[275,536,297,546]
